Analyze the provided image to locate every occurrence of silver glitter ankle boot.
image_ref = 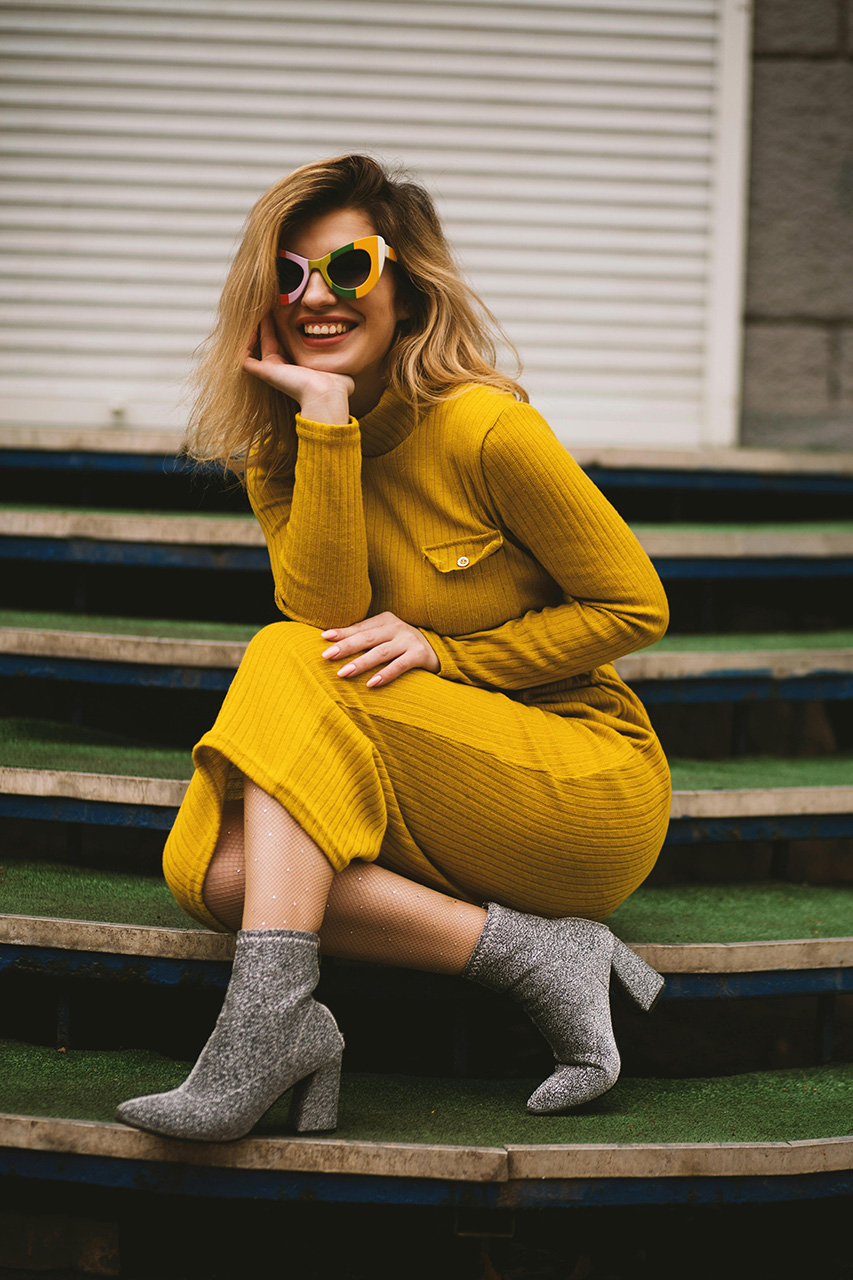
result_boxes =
[462,903,664,1114]
[116,928,344,1141]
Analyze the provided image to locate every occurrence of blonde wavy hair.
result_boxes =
[184,154,527,479]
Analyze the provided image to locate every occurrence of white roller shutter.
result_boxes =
[0,0,751,446]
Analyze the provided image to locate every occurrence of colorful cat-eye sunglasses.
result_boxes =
[277,235,398,304]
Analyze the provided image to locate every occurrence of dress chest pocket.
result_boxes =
[421,529,506,632]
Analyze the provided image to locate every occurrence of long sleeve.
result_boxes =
[247,413,372,628]
[420,402,668,690]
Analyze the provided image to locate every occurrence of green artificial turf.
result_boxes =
[0,718,191,779]
[630,521,853,536]
[0,609,262,642]
[0,1040,850,1146]
[610,882,853,944]
[668,755,853,790]
[646,630,853,653]
[5,718,851,793]
[4,611,852,655]
[3,861,851,945]
[0,861,197,929]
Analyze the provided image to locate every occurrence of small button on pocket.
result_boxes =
[422,530,504,574]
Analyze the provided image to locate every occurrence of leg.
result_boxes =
[198,797,664,1116]
[202,797,486,974]
[171,622,669,1117]
[117,778,343,1140]
[242,776,333,931]
[321,862,486,975]
[200,816,664,1115]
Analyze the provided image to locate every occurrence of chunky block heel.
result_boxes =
[463,903,665,1114]
[610,938,665,1012]
[290,1054,343,1133]
[116,929,345,1142]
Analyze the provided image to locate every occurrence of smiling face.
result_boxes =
[273,206,406,418]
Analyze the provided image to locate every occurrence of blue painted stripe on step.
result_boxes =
[0,794,178,829]
[5,656,853,704]
[0,945,230,987]
[652,557,853,579]
[0,1147,849,1206]
[4,796,851,843]
[0,450,203,476]
[0,653,235,691]
[633,674,853,703]
[501,1171,853,1208]
[5,451,853,498]
[664,814,853,844]
[658,969,853,999]
[583,467,853,496]
[0,537,270,572]
[1,946,849,1001]
[4,539,853,579]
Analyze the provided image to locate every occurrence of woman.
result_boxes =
[117,154,671,1142]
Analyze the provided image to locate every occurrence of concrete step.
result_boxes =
[2,863,852,985]
[1,609,850,691]
[3,425,853,489]
[2,718,851,843]
[2,611,853,703]
[0,1040,850,1206]
[3,507,853,578]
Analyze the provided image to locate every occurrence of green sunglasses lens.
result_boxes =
[327,247,372,291]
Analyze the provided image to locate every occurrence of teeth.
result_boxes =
[303,322,352,336]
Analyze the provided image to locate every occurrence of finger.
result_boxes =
[321,613,396,641]
[244,323,261,360]
[365,654,417,688]
[321,627,394,659]
[335,642,399,678]
[258,313,282,361]
[242,355,281,387]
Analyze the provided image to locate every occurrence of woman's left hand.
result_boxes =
[321,612,440,687]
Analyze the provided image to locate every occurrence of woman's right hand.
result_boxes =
[242,313,354,425]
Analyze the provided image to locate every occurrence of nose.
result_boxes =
[301,268,337,309]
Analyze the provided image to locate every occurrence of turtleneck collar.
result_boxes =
[356,387,419,457]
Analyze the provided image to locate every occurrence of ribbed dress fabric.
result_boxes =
[163,385,671,931]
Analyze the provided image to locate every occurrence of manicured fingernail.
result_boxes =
[322,646,339,658]
[321,630,337,639]
[366,675,382,688]
[337,663,356,677]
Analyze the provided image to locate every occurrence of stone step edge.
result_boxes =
[2,912,850,974]
[3,766,851,820]
[3,425,852,475]
[3,626,853,681]
[3,509,853,559]
[0,1113,850,1182]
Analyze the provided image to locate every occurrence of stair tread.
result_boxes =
[3,614,853,684]
[2,862,851,951]
[3,426,853,474]
[2,718,851,795]
[0,1039,850,1154]
[3,506,853,557]
[0,718,191,781]
[0,609,261,642]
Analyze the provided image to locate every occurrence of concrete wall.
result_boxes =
[741,0,853,448]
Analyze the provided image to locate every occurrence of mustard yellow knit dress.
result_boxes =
[163,385,671,931]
